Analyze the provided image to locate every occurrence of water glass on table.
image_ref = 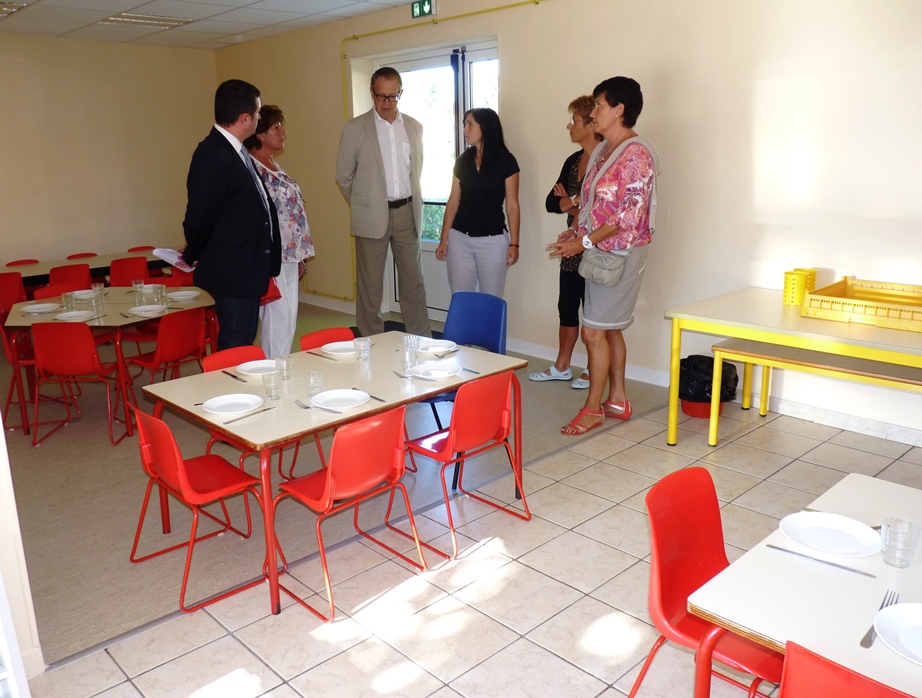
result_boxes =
[61,291,76,312]
[881,518,921,568]
[276,354,293,380]
[132,278,144,304]
[263,371,282,401]
[305,371,322,398]
[354,337,371,360]
[92,282,105,299]
[403,334,420,352]
[151,284,165,305]
[401,346,418,374]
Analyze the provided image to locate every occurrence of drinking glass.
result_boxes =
[401,346,418,374]
[132,278,145,306]
[92,282,105,298]
[151,284,165,305]
[276,354,293,380]
[881,517,921,568]
[305,371,323,398]
[403,334,420,352]
[61,291,76,312]
[354,337,371,360]
[262,371,282,401]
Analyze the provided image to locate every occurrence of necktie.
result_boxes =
[241,146,270,217]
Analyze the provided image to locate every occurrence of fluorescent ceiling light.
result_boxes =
[99,12,195,29]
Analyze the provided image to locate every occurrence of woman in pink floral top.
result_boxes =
[548,77,661,436]
[245,105,315,358]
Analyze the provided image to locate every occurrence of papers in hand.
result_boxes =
[153,248,193,272]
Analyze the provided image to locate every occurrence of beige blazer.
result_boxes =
[335,108,424,239]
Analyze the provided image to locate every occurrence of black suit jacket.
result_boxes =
[182,127,281,298]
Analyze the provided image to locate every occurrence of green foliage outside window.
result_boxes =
[421,202,446,241]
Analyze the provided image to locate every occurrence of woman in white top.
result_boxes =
[244,105,315,358]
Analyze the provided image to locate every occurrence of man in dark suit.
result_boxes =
[182,79,281,351]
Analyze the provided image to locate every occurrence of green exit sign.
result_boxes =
[411,0,435,18]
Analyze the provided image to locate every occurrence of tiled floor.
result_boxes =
[27,406,922,698]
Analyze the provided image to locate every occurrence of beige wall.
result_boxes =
[0,35,215,260]
[216,0,922,433]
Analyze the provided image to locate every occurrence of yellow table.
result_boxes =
[664,287,922,445]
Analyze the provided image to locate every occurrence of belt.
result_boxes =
[387,196,412,209]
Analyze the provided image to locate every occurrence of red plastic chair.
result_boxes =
[30,322,127,446]
[66,252,97,259]
[0,274,31,432]
[298,327,354,350]
[129,406,265,612]
[127,246,165,277]
[627,467,784,697]
[125,307,205,388]
[5,259,39,267]
[109,257,150,287]
[33,283,82,300]
[273,405,427,621]
[170,267,195,286]
[406,370,531,559]
[778,642,912,697]
[48,263,91,290]
[0,272,26,313]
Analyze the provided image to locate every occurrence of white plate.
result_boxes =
[779,511,881,557]
[410,361,462,380]
[22,303,59,314]
[201,393,264,416]
[875,603,922,666]
[129,304,167,316]
[321,341,356,355]
[236,360,278,376]
[418,339,457,353]
[73,290,97,300]
[311,389,370,410]
[54,310,97,322]
[166,291,200,301]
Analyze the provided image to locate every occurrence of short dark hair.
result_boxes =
[460,108,510,173]
[243,104,284,151]
[593,77,643,128]
[370,66,402,91]
[214,79,260,128]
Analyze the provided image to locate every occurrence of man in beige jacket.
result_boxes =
[335,66,431,337]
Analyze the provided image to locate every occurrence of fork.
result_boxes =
[392,369,436,382]
[295,398,341,414]
[860,589,899,648]
[433,349,459,358]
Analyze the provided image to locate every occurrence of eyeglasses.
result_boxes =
[373,91,402,103]
[569,115,592,125]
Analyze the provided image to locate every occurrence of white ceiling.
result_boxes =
[0,0,409,49]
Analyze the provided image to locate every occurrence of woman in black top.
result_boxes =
[436,108,520,297]
[530,96,602,388]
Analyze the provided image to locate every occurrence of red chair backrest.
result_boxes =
[779,642,913,697]
[152,307,206,364]
[33,282,83,300]
[645,467,730,644]
[32,322,102,377]
[170,267,195,285]
[109,257,150,287]
[127,246,155,252]
[299,327,354,351]
[317,406,407,508]
[132,407,193,499]
[445,370,513,451]
[66,252,98,259]
[5,259,39,267]
[0,272,26,313]
[48,264,91,289]
[202,345,266,372]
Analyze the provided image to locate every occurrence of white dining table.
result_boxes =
[142,331,528,615]
[688,473,922,696]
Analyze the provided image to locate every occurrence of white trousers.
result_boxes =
[446,228,509,298]
[259,262,300,359]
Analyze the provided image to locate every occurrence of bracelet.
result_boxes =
[509,243,519,247]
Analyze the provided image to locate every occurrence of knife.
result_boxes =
[223,406,276,425]
[460,367,480,374]
[354,387,385,402]
[222,370,247,383]
[766,544,876,578]
[305,350,336,361]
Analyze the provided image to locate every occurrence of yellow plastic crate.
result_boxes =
[801,276,922,332]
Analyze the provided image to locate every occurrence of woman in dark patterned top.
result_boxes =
[436,108,520,298]
[530,96,602,388]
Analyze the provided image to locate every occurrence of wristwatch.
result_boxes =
[581,235,594,250]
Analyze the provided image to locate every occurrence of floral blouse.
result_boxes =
[253,158,315,264]
[579,141,656,253]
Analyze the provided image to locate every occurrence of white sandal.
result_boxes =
[571,372,590,389]
[529,365,573,382]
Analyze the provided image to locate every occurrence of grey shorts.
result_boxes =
[583,243,650,330]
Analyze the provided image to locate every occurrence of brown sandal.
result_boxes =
[562,408,605,436]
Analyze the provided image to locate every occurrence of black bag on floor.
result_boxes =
[678,355,738,403]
